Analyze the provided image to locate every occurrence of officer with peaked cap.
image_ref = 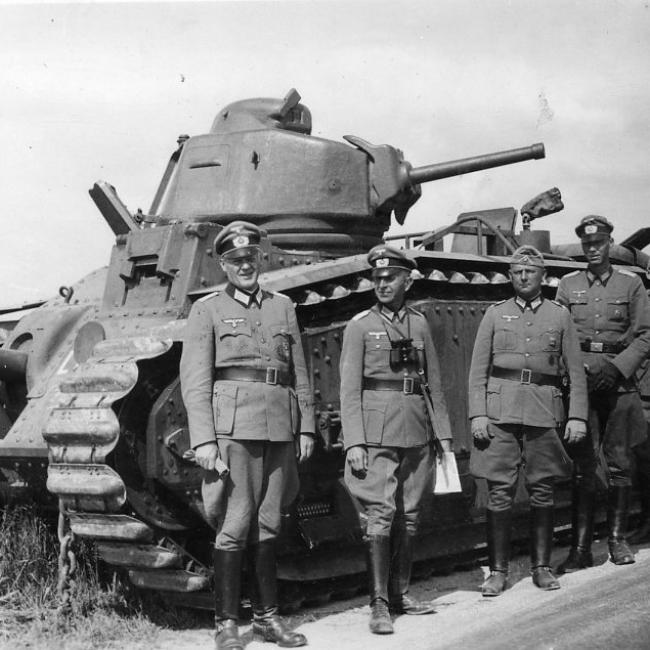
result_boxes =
[556,216,650,571]
[340,244,452,634]
[180,221,315,650]
[468,245,588,596]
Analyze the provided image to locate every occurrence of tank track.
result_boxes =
[44,335,212,594]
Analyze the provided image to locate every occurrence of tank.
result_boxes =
[1,89,648,607]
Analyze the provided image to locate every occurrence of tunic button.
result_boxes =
[595,330,600,334]
[256,321,262,326]
[526,337,531,342]
[595,314,600,318]
[376,344,380,349]
[260,338,266,343]
[527,322,533,326]
[525,353,530,357]
[595,298,601,302]
[266,355,271,360]
[596,281,601,285]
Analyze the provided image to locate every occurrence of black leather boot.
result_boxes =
[607,486,635,565]
[481,509,510,597]
[213,549,244,650]
[530,506,560,590]
[388,528,435,615]
[556,481,595,574]
[628,472,650,544]
[366,535,393,634]
[249,541,307,648]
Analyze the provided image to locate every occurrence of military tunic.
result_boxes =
[556,267,650,486]
[468,295,588,510]
[180,284,315,549]
[340,304,452,536]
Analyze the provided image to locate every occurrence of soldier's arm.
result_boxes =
[467,308,494,419]
[286,300,316,434]
[180,300,218,449]
[339,318,366,450]
[423,321,453,442]
[611,277,650,378]
[561,307,589,422]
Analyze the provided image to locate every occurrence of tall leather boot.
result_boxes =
[213,549,244,650]
[249,540,307,648]
[628,472,650,544]
[388,528,435,615]
[481,509,511,597]
[556,481,595,574]
[607,486,635,565]
[530,506,560,590]
[366,534,393,634]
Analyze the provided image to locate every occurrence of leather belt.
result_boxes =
[363,377,423,395]
[490,366,560,387]
[580,341,626,354]
[214,367,292,386]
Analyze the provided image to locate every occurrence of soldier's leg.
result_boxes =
[213,439,263,650]
[629,425,650,544]
[557,409,599,574]
[344,446,399,634]
[389,444,435,615]
[602,392,645,564]
[523,426,571,589]
[249,441,306,648]
[471,423,521,597]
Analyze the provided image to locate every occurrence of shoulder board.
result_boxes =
[562,270,581,279]
[550,299,567,310]
[491,299,507,307]
[352,309,371,321]
[406,305,425,318]
[198,291,220,303]
[617,269,637,277]
[269,290,287,298]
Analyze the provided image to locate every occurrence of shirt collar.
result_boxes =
[514,294,543,313]
[226,283,263,307]
[586,266,612,285]
[379,304,408,323]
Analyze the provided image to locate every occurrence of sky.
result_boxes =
[1,0,649,306]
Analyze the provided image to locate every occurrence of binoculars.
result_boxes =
[390,338,418,366]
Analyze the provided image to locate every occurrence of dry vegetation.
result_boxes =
[0,505,210,650]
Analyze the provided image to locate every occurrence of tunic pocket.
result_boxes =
[362,397,387,444]
[542,329,561,352]
[486,383,502,420]
[606,298,629,322]
[494,329,517,351]
[213,384,238,434]
[270,325,293,364]
[568,299,588,323]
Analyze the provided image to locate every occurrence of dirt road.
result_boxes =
[149,538,650,650]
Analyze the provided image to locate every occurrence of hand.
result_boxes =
[564,418,587,444]
[346,445,368,476]
[297,433,315,463]
[594,361,621,391]
[193,442,220,471]
[471,416,492,442]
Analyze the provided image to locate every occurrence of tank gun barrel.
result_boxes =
[408,143,545,185]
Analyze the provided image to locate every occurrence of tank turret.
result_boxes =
[135,89,544,254]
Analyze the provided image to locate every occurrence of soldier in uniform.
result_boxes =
[180,222,315,650]
[468,245,588,596]
[556,216,650,571]
[340,245,452,635]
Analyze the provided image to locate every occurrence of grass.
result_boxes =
[0,505,210,650]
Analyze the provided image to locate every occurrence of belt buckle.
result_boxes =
[265,367,278,385]
[590,342,604,353]
[403,377,414,394]
[520,368,532,385]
